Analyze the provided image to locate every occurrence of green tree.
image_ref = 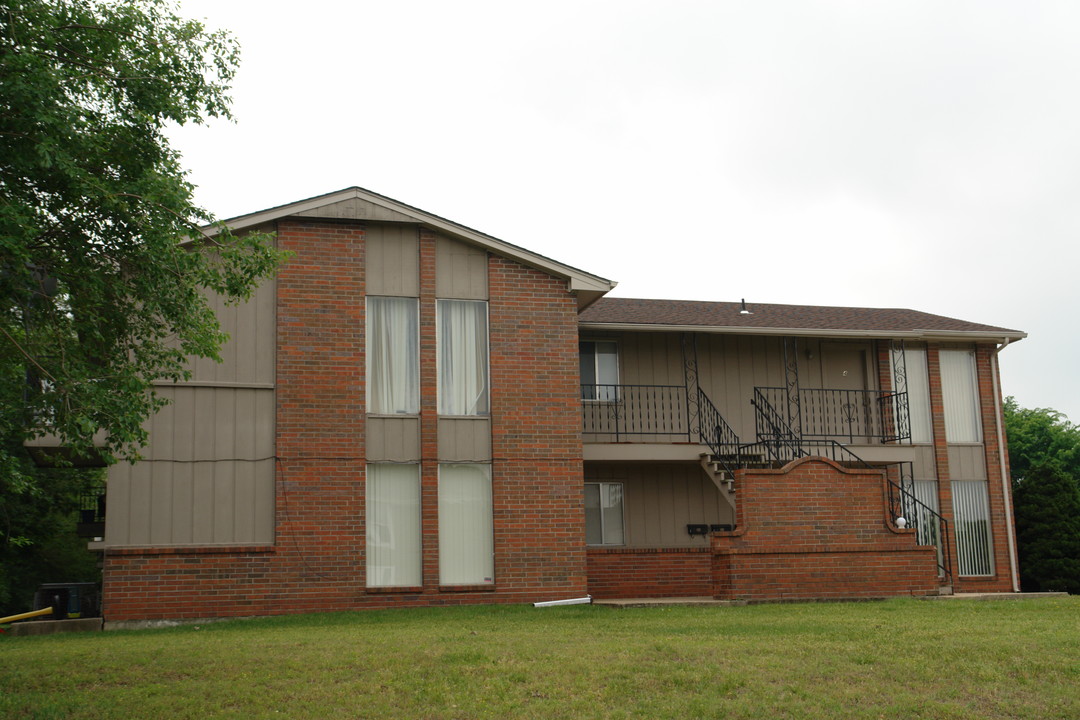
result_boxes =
[1012,463,1080,594]
[1,0,286,590]
[1004,398,1080,593]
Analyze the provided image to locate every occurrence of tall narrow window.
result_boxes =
[894,347,932,443]
[439,463,493,585]
[952,480,992,576]
[580,341,618,401]
[437,300,489,416]
[367,297,419,414]
[584,482,624,545]
[940,349,981,443]
[366,464,421,587]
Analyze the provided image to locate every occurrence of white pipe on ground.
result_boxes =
[533,596,592,608]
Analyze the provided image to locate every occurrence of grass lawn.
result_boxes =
[2,597,1078,719]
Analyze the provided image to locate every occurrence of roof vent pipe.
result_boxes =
[739,299,752,315]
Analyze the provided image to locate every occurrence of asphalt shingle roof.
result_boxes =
[579,298,1023,337]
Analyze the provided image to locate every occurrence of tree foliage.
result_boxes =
[1004,398,1080,593]
[1,0,285,468]
[1,0,286,568]
[1012,463,1080,594]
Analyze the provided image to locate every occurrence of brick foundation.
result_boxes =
[587,548,712,599]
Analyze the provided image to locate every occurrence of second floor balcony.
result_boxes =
[582,383,910,449]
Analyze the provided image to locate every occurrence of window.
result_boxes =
[940,349,982,443]
[893,347,932,443]
[366,464,421,587]
[437,300,489,416]
[580,341,618,401]
[584,482,624,545]
[941,349,984,444]
[952,480,992,576]
[367,296,419,414]
[438,464,494,585]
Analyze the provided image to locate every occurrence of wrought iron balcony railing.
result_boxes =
[581,384,691,442]
[754,386,910,444]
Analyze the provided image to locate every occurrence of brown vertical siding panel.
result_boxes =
[149,467,173,545]
[171,463,193,545]
[191,463,215,545]
[948,446,987,481]
[435,235,488,299]
[212,461,233,542]
[233,461,256,543]
[105,465,131,546]
[366,417,421,462]
[367,225,420,297]
[437,418,492,461]
[127,461,152,545]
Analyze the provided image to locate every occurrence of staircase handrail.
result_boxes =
[696,387,740,477]
[751,388,808,465]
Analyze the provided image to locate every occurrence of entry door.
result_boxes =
[820,345,872,442]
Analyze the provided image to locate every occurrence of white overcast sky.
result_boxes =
[169,0,1080,423]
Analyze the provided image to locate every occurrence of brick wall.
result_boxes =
[712,457,941,601]
[587,548,712,598]
[103,219,587,622]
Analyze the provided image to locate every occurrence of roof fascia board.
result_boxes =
[578,321,1027,343]
[209,187,614,293]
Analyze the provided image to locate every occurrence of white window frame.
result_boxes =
[584,481,625,546]
[580,340,619,402]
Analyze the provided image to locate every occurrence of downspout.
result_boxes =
[992,338,1020,592]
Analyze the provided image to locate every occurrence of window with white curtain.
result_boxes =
[366,296,419,414]
[584,482,624,545]
[940,349,982,443]
[580,341,619,401]
[894,347,932,443]
[952,480,993,576]
[437,300,489,416]
[438,463,494,585]
[366,464,421,587]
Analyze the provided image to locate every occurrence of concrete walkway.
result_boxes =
[922,592,1069,601]
[4,618,103,636]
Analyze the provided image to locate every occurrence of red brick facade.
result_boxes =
[712,458,941,601]
[587,548,712,599]
[99,204,1021,621]
[103,219,587,621]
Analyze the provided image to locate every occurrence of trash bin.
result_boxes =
[33,583,100,619]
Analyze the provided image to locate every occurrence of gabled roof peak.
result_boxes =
[204,186,615,309]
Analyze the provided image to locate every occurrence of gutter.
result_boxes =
[992,337,1021,592]
[577,322,1028,344]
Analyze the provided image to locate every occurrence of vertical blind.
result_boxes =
[895,347,932,443]
[438,300,489,416]
[367,297,419,414]
[439,463,494,585]
[366,464,422,587]
[952,480,992,576]
[940,349,982,443]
